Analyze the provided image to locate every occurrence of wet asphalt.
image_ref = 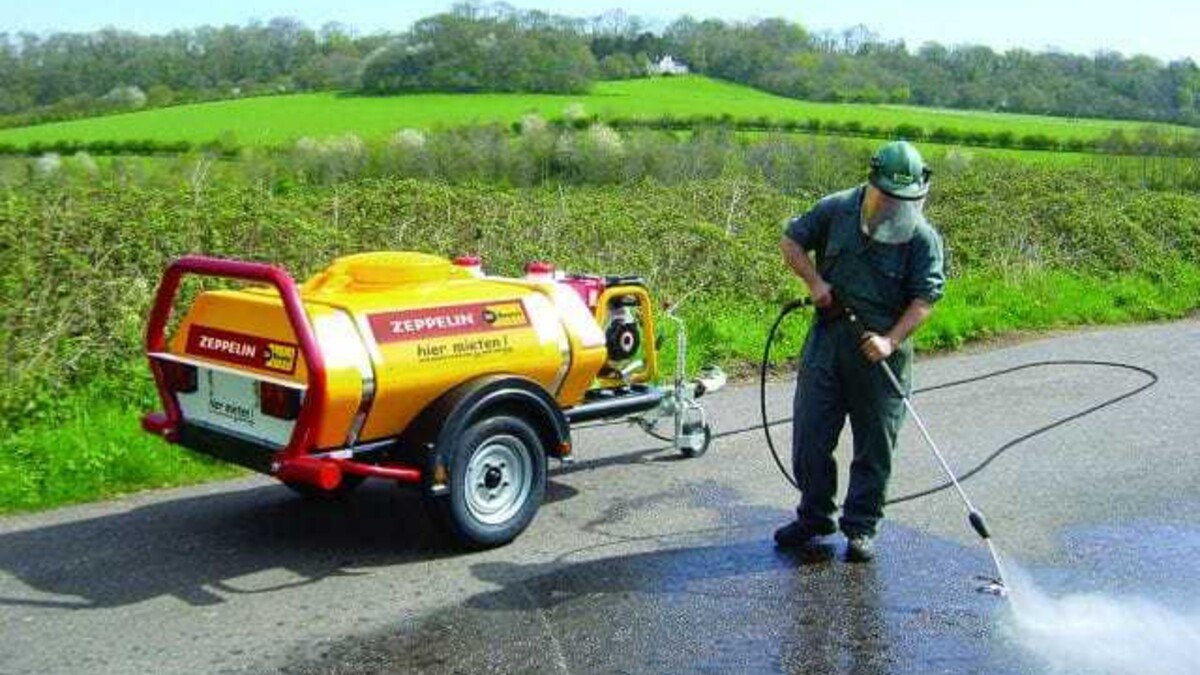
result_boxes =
[0,318,1197,674]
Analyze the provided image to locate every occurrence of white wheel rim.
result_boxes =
[464,434,532,526]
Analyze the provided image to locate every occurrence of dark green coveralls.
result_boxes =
[784,185,945,537]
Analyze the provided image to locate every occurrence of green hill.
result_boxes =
[0,76,1189,149]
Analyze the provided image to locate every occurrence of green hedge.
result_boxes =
[600,115,1200,157]
[2,156,1199,434]
[4,114,1197,160]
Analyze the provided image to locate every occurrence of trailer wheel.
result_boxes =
[432,415,546,549]
[284,474,365,500]
[679,423,713,459]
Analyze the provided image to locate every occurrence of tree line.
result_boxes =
[8,114,1195,167]
[0,19,385,125]
[661,18,1200,126]
[3,3,1199,128]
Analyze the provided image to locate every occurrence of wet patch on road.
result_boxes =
[277,521,1026,674]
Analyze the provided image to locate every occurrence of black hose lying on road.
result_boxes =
[560,308,1159,564]
[575,302,1159,508]
[755,301,1160,506]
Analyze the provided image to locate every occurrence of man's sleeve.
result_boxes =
[905,227,946,304]
[782,197,833,252]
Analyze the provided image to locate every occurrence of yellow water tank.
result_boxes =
[167,252,614,449]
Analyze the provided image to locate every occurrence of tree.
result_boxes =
[360,10,596,94]
[102,86,148,109]
[599,52,641,79]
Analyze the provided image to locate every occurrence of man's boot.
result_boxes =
[774,521,832,548]
[845,534,875,562]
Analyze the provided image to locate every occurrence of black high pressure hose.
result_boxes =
[759,298,813,491]
[756,300,1160,506]
[558,304,1159,570]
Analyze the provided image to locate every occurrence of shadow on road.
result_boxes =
[0,478,577,610]
[550,439,686,477]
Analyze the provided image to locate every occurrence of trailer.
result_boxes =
[142,252,723,548]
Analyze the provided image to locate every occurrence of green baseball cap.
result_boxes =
[869,141,931,200]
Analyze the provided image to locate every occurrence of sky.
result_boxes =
[5,0,1199,64]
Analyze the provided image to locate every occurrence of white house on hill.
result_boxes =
[649,55,689,76]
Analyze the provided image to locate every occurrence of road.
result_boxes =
[1,319,1197,674]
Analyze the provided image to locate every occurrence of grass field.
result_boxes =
[0,76,1191,148]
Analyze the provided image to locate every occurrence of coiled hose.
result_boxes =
[756,300,1159,506]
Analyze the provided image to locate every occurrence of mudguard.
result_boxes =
[400,374,571,495]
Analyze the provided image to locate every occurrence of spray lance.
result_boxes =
[840,301,1008,596]
[762,294,1008,597]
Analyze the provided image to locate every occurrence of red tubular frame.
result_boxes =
[333,460,422,483]
[142,255,326,459]
[142,255,422,488]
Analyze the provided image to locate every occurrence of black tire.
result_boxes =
[428,415,547,549]
[284,474,365,500]
[679,423,713,459]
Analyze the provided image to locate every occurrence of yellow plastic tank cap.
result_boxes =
[329,251,465,286]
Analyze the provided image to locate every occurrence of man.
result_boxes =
[775,140,945,562]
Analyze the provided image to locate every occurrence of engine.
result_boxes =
[603,293,644,372]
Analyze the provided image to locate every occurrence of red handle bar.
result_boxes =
[144,255,326,460]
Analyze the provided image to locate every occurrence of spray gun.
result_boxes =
[834,298,1008,596]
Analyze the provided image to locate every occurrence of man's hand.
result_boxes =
[806,277,834,309]
[860,332,895,363]
[780,236,834,308]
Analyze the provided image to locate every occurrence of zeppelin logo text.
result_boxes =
[368,301,529,344]
[185,326,298,374]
